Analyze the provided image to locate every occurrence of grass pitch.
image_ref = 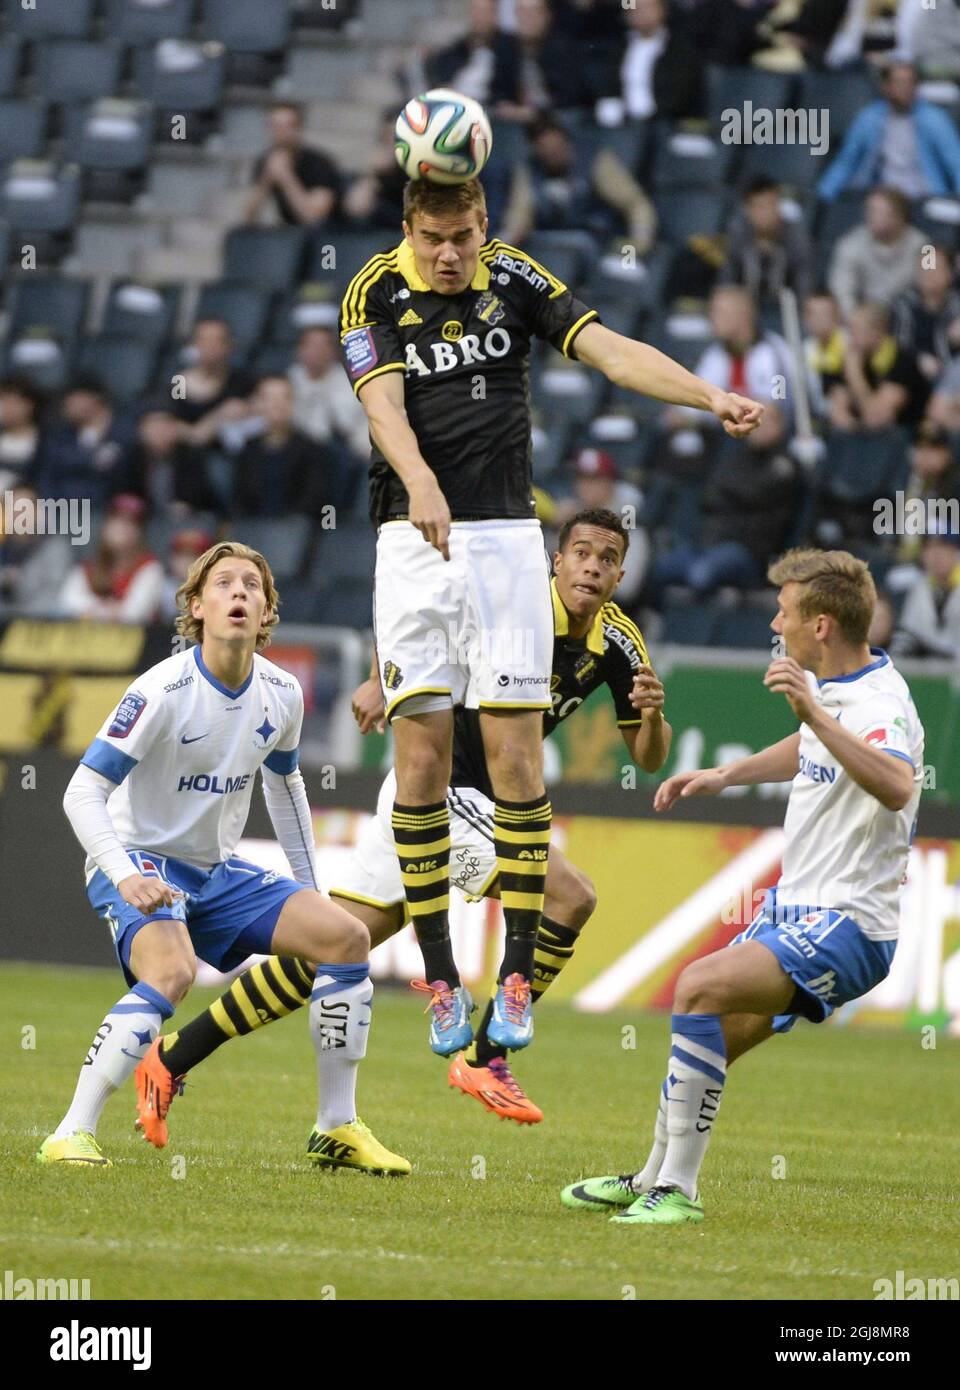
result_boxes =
[2,962,958,1301]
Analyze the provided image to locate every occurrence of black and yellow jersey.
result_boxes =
[450,580,651,800]
[338,238,599,526]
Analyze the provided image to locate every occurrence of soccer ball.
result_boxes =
[394,88,493,185]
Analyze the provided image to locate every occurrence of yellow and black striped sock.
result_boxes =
[158,957,313,1075]
[494,794,551,983]
[392,799,458,985]
[470,916,579,1066]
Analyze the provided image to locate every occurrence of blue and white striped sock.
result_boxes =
[656,1013,727,1201]
[310,961,372,1132]
[54,982,174,1139]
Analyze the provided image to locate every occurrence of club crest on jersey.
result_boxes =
[574,653,596,684]
[382,659,403,691]
[475,291,505,325]
[254,712,277,747]
[108,691,147,738]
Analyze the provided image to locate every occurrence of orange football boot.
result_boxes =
[134,1038,185,1148]
[448,1052,543,1124]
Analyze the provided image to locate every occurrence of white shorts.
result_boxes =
[328,769,499,908]
[373,518,553,721]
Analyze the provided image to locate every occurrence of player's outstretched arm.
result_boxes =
[573,321,764,439]
[655,733,801,813]
[358,372,452,559]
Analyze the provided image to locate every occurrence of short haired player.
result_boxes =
[561,549,924,1223]
[38,542,408,1175]
[341,176,762,1057]
[125,510,672,1131]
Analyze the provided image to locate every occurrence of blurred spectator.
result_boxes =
[288,327,370,459]
[0,483,73,616]
[751,0,853,71]
[891,528,960,660]
[173,320,255,444]
[34,375,136,510]
[719,177,814,310]
[896,421,960,565]
[245,103,342,228]
[868,591,895,648]
[343,110,407,231]
[59,494,163,623]
[897,0,960,79]
[425,0,522,107]
[892,243,960,383]
[818,61,960,203]
[159,526,213,625]
[828,188,927,319]
[551,447,648,604]
[803,289,847,419]
[502,114,655,253]
[231,376,331,519]
[828,301,930,431]
[650,404,799,602]
[928,355,960,434]
[665,287,793,434]
[592,0,703,123]
[131,402,219,518]
[0,377,44,492]
[494,0,594,121]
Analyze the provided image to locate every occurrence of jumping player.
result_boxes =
[341,175,762,1056]
[132,509,671,1132]
[561,549,923,1223]
[37,542,408,1176]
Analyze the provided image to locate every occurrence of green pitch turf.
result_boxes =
[1,963,958,1301]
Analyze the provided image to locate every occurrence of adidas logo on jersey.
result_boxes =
[398,308,423,326]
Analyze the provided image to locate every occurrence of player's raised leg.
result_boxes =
[38,903,195,1167]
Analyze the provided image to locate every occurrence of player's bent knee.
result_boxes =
[574,871,597,922]
[144,956,195,1005]
[674,959,724,1014]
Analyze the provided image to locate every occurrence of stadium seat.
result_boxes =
[651,122,737,190]
[660,598,717,646]
[653,189,729,245]
[268,282,340,345]
[0,36,21,97]
[815,429,911,506]
[713,607,777,651]
[104,0,195,46]
[0,218,10,270]
[706,66,795,133]
[521,232,589,294]
[63,100,153,174]
[1,330,72,393]
[249,342,294,376]
[133,41,226,114]
[798,69,877,142]
[200,0,293,52]
[7,275,90,344]
[316,576,374,631]
[0,99,47,163]
[230,515,312,582]
[146,510,219,559]
[1,161,81,235]
[309,230,394,286]
[194,281,273,357]
[222,226,307,295]
[812,194,864,257]
[34,41,124,105]
[103,281,180,345]
[739,138,824,191]
[5,0,96,39]
[310,522,376,586]
[646,306,713,372]
[913,198,960,253]
[75,334,158,401]
[275,578,323,625]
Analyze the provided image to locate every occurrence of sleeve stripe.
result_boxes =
[81,738,138,785]
[340,252,400,333]
[352,361,406,396]
[603,605,649,660]
[563,308,599,356]
[882,749,915,767]
[481,238,567,296]
[264,746,299,776]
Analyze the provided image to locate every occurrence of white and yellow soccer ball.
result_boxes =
[394,88,493,184]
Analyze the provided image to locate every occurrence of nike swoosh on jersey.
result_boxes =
[180,733,209,744]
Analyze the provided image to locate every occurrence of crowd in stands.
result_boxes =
[1,0,960,659]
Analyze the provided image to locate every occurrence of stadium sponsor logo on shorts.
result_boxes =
[404,327,512,376]
[176,773,252,795]
[49,1322,151,1370]
[107,691,148,738]
[490,251,548,293]
[163,675,194,693]
[499,674,549,688]
[382,659,403,690]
